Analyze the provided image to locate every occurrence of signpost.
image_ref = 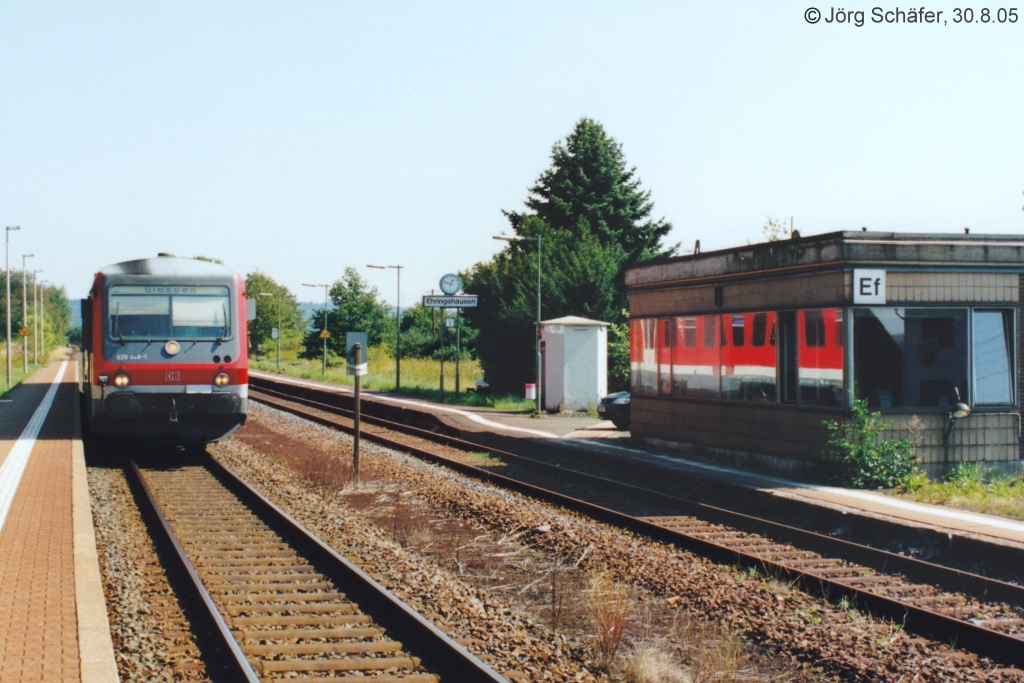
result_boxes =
[425,277,478,400]
[346,333,368,486]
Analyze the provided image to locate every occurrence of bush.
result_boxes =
[821,398,917,489]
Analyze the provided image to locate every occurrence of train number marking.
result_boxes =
[166,371,181,381]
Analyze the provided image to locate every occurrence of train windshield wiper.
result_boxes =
[112,303,125,344]
[215,303,228,344]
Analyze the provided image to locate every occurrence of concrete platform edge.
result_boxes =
[72,390,119,683]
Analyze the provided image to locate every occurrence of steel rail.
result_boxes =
[130,456,509,683]
[128,460,262,682]
[250,378,1024,669]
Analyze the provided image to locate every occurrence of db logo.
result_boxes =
[165,371,181,381]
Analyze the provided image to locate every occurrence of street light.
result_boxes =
[367,264,402,390]
[303,283,330,377]
[32,270,43,364]
[493,233,543,413]
[21,253,33,373]
[38,281,46,362]
[5,226,20,388]
[258,291,282,372]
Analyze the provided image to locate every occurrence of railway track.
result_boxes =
[129,454,507,682]
[249,377,1024,669]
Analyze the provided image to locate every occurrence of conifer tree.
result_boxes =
[465,118,676,393]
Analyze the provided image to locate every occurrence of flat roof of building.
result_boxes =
[626,230,1024,288]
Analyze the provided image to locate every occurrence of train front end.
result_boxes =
[80,255,252,443]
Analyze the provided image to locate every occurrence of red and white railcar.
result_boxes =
[79,254,253,442]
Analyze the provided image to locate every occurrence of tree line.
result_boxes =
[0,273,74,355]
[247,117,677,393]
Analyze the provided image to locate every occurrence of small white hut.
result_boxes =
[541,316,608,411]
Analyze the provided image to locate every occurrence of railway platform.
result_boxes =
[250,371,1024,549]
[0,357,117,683]
[455,407,1024,549]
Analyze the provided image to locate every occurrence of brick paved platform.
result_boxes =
[0,359,117,683]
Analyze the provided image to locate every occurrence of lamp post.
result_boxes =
[32,270,43,364]
[303,283,329,377]
[5,226,20,388]
[38,281,45,362]
[21,253,33,373]
[493,233,543,414]
[367,264,402,390]
[258,291,282,372]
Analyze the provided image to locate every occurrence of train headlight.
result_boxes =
[213,372,230,387]
[164,340,181,356]
[113,373,131,388]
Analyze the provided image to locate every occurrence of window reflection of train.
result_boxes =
[79,254,254,443]
[631,309,844,407]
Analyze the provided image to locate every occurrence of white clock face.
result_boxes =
[440,273,462,295]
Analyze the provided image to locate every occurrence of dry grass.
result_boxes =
[680,620,746,683]
[622,642,692,683]
[290,449,352,490]
[587,571,633,670]
[547,563,585,633]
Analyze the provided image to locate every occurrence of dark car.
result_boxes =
[597,391,630,430]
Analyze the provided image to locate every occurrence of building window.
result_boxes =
[798,308,844,408]
[973,309,1014,405]
[630,318,659,395]
[672,315,721,399]
[658,319,675,395]
[721,312,776,402]
[853,308,968,409]
[682,317,697,348]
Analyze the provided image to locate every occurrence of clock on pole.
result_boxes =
[439,273,462,295]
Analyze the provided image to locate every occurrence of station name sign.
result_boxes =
[853,269,886,304]
[422,295,478,308]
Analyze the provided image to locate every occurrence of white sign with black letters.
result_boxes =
[853,269,886,304]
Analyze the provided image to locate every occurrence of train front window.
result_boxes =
[109,285,231,340]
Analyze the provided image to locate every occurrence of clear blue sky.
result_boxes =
[3,2,1022,306]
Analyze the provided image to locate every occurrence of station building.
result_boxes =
[624,231,1024,478]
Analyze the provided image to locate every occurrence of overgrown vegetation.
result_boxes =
[898,462,1024,519]
[821,398,917,489]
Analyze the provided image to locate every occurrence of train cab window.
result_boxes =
[109,285,231,341]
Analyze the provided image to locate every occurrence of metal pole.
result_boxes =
[303,283,330,378]
[322,286,328,377]
[395,266,401,390]
[455,308,460,394]
[39,282,45,361]
[5,226,18,388]
[440,314,445,401]
[32,274,37,364]
[493,233,543,413]
[353,342,361,486]
[276,293,281,372]
[536,235,542,414]
[32,270,42,365]
[22,253,33,373]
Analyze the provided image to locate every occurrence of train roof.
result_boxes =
[96,254,237,278]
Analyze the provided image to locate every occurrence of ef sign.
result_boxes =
[853,269,886,304]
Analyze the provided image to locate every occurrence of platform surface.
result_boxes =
[0,359,117,683]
